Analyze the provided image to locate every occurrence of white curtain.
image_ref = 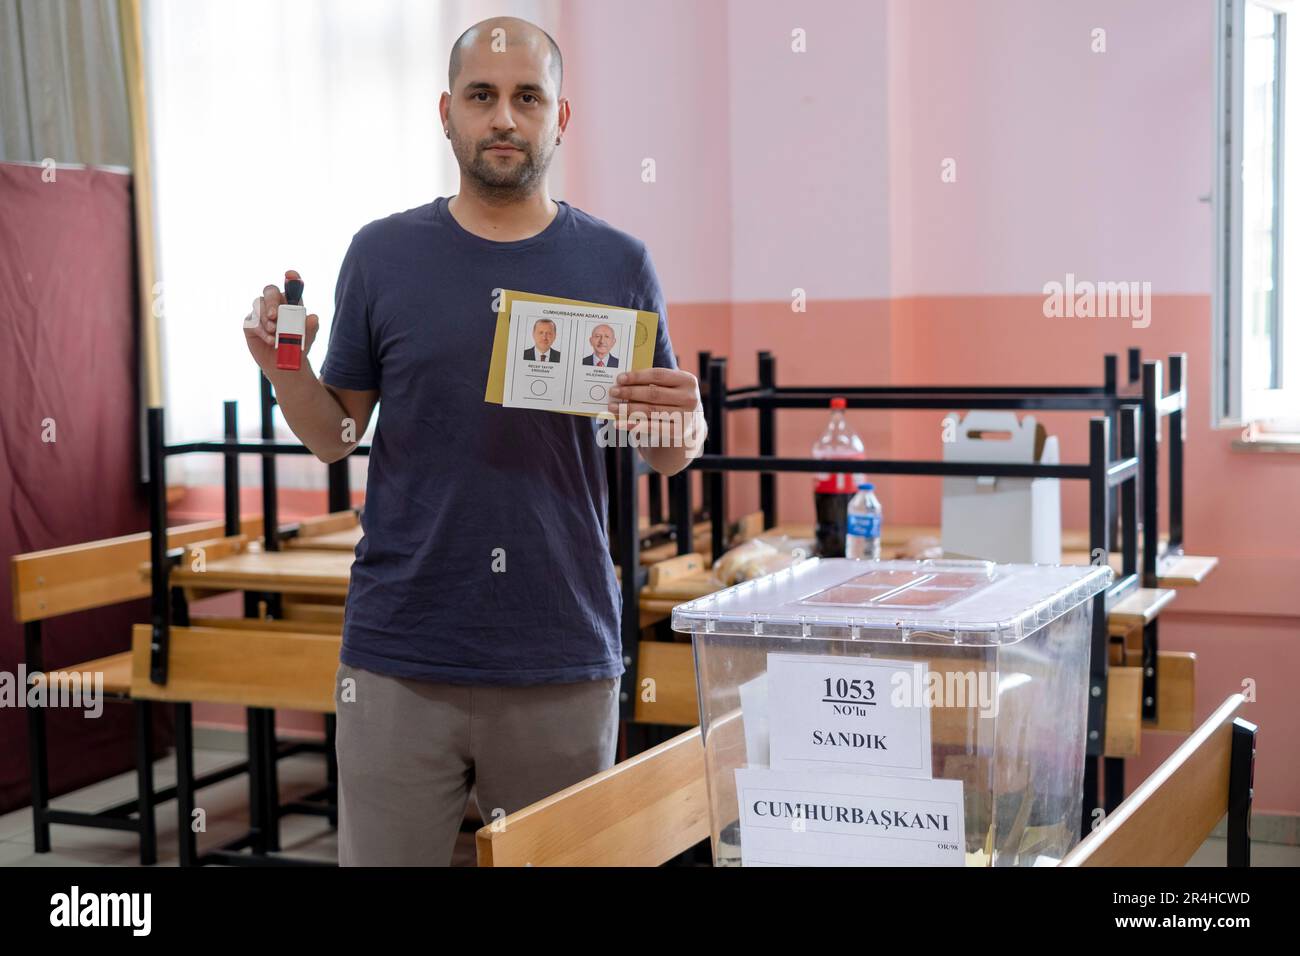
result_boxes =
[144,0,561,489]
[0,0,131,165]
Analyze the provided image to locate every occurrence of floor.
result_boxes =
[2,749,1296,867]
[0,747,475,868]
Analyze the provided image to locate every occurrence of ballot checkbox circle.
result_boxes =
[530,380,548,396]
[589,385,607,401]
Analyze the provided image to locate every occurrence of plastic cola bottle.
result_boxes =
[812,398,867,557]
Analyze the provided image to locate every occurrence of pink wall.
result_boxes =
[560,0,1300,812]
[888,0,1215,296]
[725,0,891,301]
[560,0,891,303]
[558,0,732,305]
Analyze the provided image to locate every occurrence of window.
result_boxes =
[1216,0,1300,431]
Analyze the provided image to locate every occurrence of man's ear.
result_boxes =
[556,97,571,139]
[438,91,451,137]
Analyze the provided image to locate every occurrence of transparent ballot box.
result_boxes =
[671,558,1112,867]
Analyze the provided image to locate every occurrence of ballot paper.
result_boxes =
[734,767,965,867]
[766,653,933,779]
[483,289,661,417]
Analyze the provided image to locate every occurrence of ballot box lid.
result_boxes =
[671,558,1112,646]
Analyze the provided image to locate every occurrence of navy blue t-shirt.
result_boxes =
[318,197,677,685]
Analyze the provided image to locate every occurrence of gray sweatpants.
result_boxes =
[333,662,620,866]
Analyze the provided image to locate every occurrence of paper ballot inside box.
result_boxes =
[940,411,1061,564]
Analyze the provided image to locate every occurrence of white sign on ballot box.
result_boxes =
[766,653,933,778]
[734,767,966,867]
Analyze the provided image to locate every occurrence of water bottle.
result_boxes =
[812,397,867,557]
[846,482,883,559]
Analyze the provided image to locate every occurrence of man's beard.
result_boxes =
[451,126,553,202]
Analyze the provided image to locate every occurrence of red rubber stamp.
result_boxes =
[276,272,306,370]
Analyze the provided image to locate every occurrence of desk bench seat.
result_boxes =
[29,651,134,697]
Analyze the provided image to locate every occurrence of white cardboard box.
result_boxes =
[940,411,1061,564]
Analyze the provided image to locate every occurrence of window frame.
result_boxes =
[1215,0,1300,431]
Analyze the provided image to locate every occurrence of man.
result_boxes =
[523,317,560,362]
[581,323,619,368]
[242,16,704,866]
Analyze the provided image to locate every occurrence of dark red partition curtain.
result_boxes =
[0,161,171,815]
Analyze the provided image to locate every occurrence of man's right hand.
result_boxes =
[243,270,321,376]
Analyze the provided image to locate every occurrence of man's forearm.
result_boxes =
[263,361,356,463]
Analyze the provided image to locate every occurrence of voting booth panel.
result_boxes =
[673,558,1111,867]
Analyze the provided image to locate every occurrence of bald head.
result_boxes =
[448,16,563,96]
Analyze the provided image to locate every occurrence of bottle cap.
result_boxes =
[831,397,847,410]
[858,482,874,491]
